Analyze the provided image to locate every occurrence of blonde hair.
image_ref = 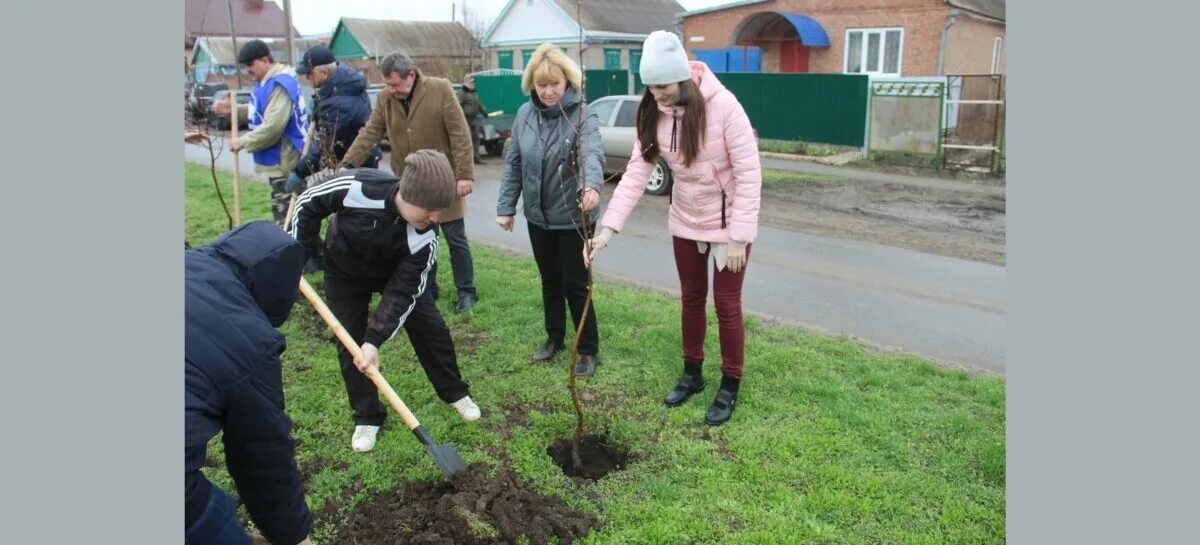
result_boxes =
[520,43,582,94]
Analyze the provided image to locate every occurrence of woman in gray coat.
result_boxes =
[496,42,605,377]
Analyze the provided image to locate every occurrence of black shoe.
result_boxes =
[530,341,561,363]
[473,157,483,164]
[454,293,477,314]
[664,373,706,407]
[574,354,600,378]
[704,376,740,425]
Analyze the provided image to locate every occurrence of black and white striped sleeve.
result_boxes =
[363,225,439,347]
[286,174,356,258]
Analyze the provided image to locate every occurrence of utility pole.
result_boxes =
[226,0,243,88]
[282,0,295,65]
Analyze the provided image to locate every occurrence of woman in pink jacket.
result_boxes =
[585,30,762,425]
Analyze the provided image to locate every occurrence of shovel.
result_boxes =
[297,278,468,479]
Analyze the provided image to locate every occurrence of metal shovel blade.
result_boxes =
[427,442,468,479]
[414,425,468,478]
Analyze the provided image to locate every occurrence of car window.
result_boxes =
[589,99,617,127]
[614,99,639,128]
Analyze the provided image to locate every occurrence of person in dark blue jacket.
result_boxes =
[185,221,314,545]
[288,45,382,189]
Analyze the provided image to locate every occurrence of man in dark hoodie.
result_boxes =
[185,221,313,545]
[287,45,382,191]
[288,150,481,453]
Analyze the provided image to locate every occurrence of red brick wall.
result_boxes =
[681,0,1001,77]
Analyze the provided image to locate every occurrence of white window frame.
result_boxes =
[991,36,1003,74]
[843,27,904,76]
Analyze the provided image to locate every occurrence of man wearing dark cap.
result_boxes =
[287,45,381,195]
[287,149,481,453]
[214,39,309,227]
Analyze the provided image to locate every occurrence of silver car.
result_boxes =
[589,94,673,195]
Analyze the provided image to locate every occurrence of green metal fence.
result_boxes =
[475,70,869,148]
[583,69,630,102]
[719,73,868,147]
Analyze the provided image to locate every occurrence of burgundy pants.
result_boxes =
[672,236,751,379]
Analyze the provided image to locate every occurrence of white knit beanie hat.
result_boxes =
[639,30,691,85]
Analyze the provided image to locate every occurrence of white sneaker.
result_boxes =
[351,425,380,452]
[451,396,481,422]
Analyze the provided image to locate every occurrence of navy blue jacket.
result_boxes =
[294,65,381,178]
[185,222,311,545]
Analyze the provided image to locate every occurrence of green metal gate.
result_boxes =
[471,71,525,116]
[583,69,629,102]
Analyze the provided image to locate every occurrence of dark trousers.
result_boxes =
[429,218,476,298]
[527,223,599,356]
[324,274,469,426]
[269,176,290,227]
[673,237,752,379]
[468,121,482,161]
[185,485,252,545]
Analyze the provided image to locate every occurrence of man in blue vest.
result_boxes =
[215,39,309,227]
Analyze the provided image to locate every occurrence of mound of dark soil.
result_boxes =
[332,462,598,545]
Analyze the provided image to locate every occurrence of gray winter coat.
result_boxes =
[496,87,604,230]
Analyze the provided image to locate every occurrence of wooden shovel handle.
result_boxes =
[297,278,422,431]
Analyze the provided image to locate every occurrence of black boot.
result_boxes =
[574,354,601,378]
[704,375,740,425]
[664,359,705,407]
[530,340,561,363]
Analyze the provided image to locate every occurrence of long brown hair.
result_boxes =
[636,79,706,166]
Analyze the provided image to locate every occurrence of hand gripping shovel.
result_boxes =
[297,278,468,479]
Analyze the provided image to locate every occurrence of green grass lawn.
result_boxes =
[761,168,842,190]
[186,163,1005,544]
[758,139,843,157]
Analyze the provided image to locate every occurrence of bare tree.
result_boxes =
[184,111,235,230]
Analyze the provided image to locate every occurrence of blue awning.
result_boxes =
[732,12,831,48]
[779,14,830,47]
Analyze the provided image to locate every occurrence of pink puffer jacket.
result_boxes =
[600,61,762,244]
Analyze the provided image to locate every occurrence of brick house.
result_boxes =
[680,0,1004,77]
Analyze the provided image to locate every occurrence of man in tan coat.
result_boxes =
[341,53,479,313]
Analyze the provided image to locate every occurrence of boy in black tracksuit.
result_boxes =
[287,150,480,453]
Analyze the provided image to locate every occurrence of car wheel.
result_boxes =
[644,160,673,196]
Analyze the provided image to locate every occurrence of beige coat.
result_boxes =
[342,71,474,221]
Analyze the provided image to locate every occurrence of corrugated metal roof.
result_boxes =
[339,18,476,58]
[549,0,685,35]
[184,0,298,43]
[947,0,1005,22]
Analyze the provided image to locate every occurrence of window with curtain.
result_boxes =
[844,28,903,76]
[604,48,622,69]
